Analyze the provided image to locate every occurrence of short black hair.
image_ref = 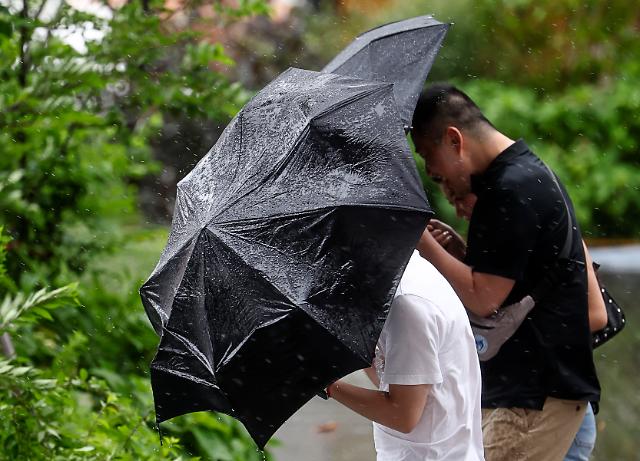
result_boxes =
[411,83,495,143]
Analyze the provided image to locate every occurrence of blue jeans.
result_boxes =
[564,403,596,461]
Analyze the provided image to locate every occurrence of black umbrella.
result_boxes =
[323,15,449,130]
[140,68,432,448]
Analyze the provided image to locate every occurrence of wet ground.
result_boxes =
[270,371,376,461]
[271,245,640,461]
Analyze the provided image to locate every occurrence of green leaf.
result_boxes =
[74,446,95,452]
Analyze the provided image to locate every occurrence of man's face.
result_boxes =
[453,194,477,220]
[413,128,472,201]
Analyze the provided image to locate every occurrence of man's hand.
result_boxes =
[416,223,440,260]
[427,219,466,261]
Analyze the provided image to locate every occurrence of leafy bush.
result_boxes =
[305,0,639,92]
[0,0,280,457]
[0,0,253,283]
[0,359,187,461]
[463,77,640,238]
[0,226,273,459]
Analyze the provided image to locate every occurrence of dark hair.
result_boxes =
[411,83,495,143]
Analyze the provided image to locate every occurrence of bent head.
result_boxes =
[411,84,495,201]
[454,193,477,220]
[439,181,477,220]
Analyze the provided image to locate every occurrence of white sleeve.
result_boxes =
[380,294,443,386]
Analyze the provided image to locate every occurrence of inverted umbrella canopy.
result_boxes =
[323,15,449,129]
[140,67,432,448]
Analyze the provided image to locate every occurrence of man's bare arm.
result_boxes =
[417,226,514,317]
[583,241,607,331]
[328,380,430,434]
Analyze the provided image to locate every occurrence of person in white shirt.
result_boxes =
[326,250,484,461]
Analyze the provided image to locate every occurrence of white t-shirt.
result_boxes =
[373,251,484,461]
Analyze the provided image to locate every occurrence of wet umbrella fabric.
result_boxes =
[140,68,432,448]
[322,15,449,129]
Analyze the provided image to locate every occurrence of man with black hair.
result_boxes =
[412,83,601,461]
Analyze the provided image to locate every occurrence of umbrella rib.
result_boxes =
[142,234,201,332]
[163,328,217,378]
[148,230,199,281]
[297,304,373,365]
[204,80,406,223]
[225,112,245,203]
[209,125,312,222]
[210,220,320,267]
[203,112,263,222]
[212,202,430,228]
[200,226,302,358]
[217,313,290,370]
[310,85,389,121]
[358,23,448,48]
[204,225,303,307]
[152,364,219,390]
[228,112,253,203]
[324,19,447,72]
[208,218,392,366]
[355,15,441,38]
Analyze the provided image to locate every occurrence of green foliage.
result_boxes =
[214,0,271,19]
[307,0,640,92]
[0,231,162,460]
[463,78,640,237]
[0,283,78,333]
[0,356,188,461]
[163,412,278,461]
[0,226,273,459]
[0,236,183,459]
[53,227,167,374]
[0,0,253,282]
[0,227,17,294]
[0,0,277,458]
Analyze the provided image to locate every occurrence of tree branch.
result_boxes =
[1,333,15,359]
[34,0,47,20]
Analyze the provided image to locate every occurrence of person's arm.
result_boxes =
[417,228,515,317]
[363,366,380,388]
[583,241,607,332]
[428,219,466,261]
[327,295,438,433]
[327,381,430,434]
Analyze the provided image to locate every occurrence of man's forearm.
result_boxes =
[418,232,511,317]
[328,380,426,434]
[419,237,483,313]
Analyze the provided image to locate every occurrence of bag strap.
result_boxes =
[528,164,583,303]
[543,163,573,260]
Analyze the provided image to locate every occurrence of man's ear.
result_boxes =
[445,126,464,155]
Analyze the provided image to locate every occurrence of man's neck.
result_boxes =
[469,131,515,175]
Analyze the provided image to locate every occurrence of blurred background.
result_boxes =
[0,0,638,459]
